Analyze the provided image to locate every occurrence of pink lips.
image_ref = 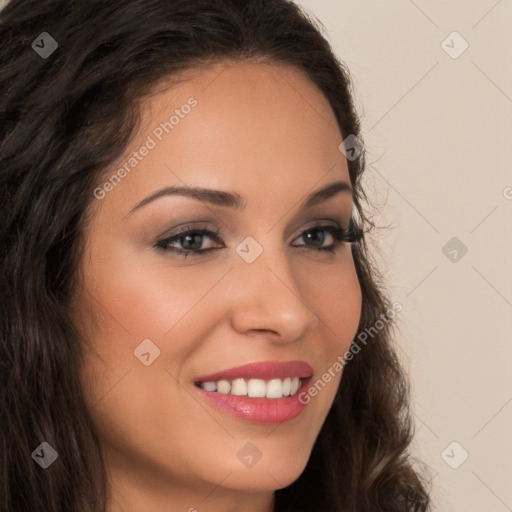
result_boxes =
[193,360,313,383]
[192,360,314,424]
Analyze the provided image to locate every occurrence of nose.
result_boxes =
[228,244,320,343]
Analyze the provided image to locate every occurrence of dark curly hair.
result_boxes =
[0,0,433,510]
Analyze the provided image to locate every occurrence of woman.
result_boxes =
[0,0,432,511]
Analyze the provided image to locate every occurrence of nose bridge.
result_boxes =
[229,237,319,340]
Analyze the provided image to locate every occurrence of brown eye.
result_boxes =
[156,227,224,257]
[292,223,361,253]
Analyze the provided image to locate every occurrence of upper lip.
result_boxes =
[194,360,314,383]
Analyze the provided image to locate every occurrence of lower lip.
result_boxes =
[193,378,311,424]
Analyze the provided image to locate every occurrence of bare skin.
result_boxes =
[72,60,362,512]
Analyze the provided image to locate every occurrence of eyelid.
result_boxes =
[155,222,221,244]
[159,218,348,244]
[290,219,343,238]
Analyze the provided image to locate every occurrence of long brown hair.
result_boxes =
[0,0,432,510]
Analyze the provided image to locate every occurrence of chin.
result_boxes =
[220,452,310,491]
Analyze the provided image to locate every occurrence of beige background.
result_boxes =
[2,0,511,510]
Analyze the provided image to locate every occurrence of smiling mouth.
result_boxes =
[192,361,314,423]
[194,376,304,399]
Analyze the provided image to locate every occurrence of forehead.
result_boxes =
[92,60,349,220]
[143,59,339,132]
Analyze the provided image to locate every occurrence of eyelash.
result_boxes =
[155,221,363,258]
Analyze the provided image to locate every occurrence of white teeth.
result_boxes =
[197,376,304,398]
[290,377,300,395]
[231,378,248,395]
[216,380,231,394]
[266,379,283,398]
[282,377,291,396]
[247,378,266,397]
[202,381,217,392]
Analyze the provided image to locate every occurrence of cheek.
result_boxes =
[82,240,232,341]
[304,255,362,395]
[75,243,230,410]
[306,255,362,346]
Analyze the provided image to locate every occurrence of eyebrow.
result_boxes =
[127,180,352,216]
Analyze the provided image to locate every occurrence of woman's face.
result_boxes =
[74,61,362,511]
